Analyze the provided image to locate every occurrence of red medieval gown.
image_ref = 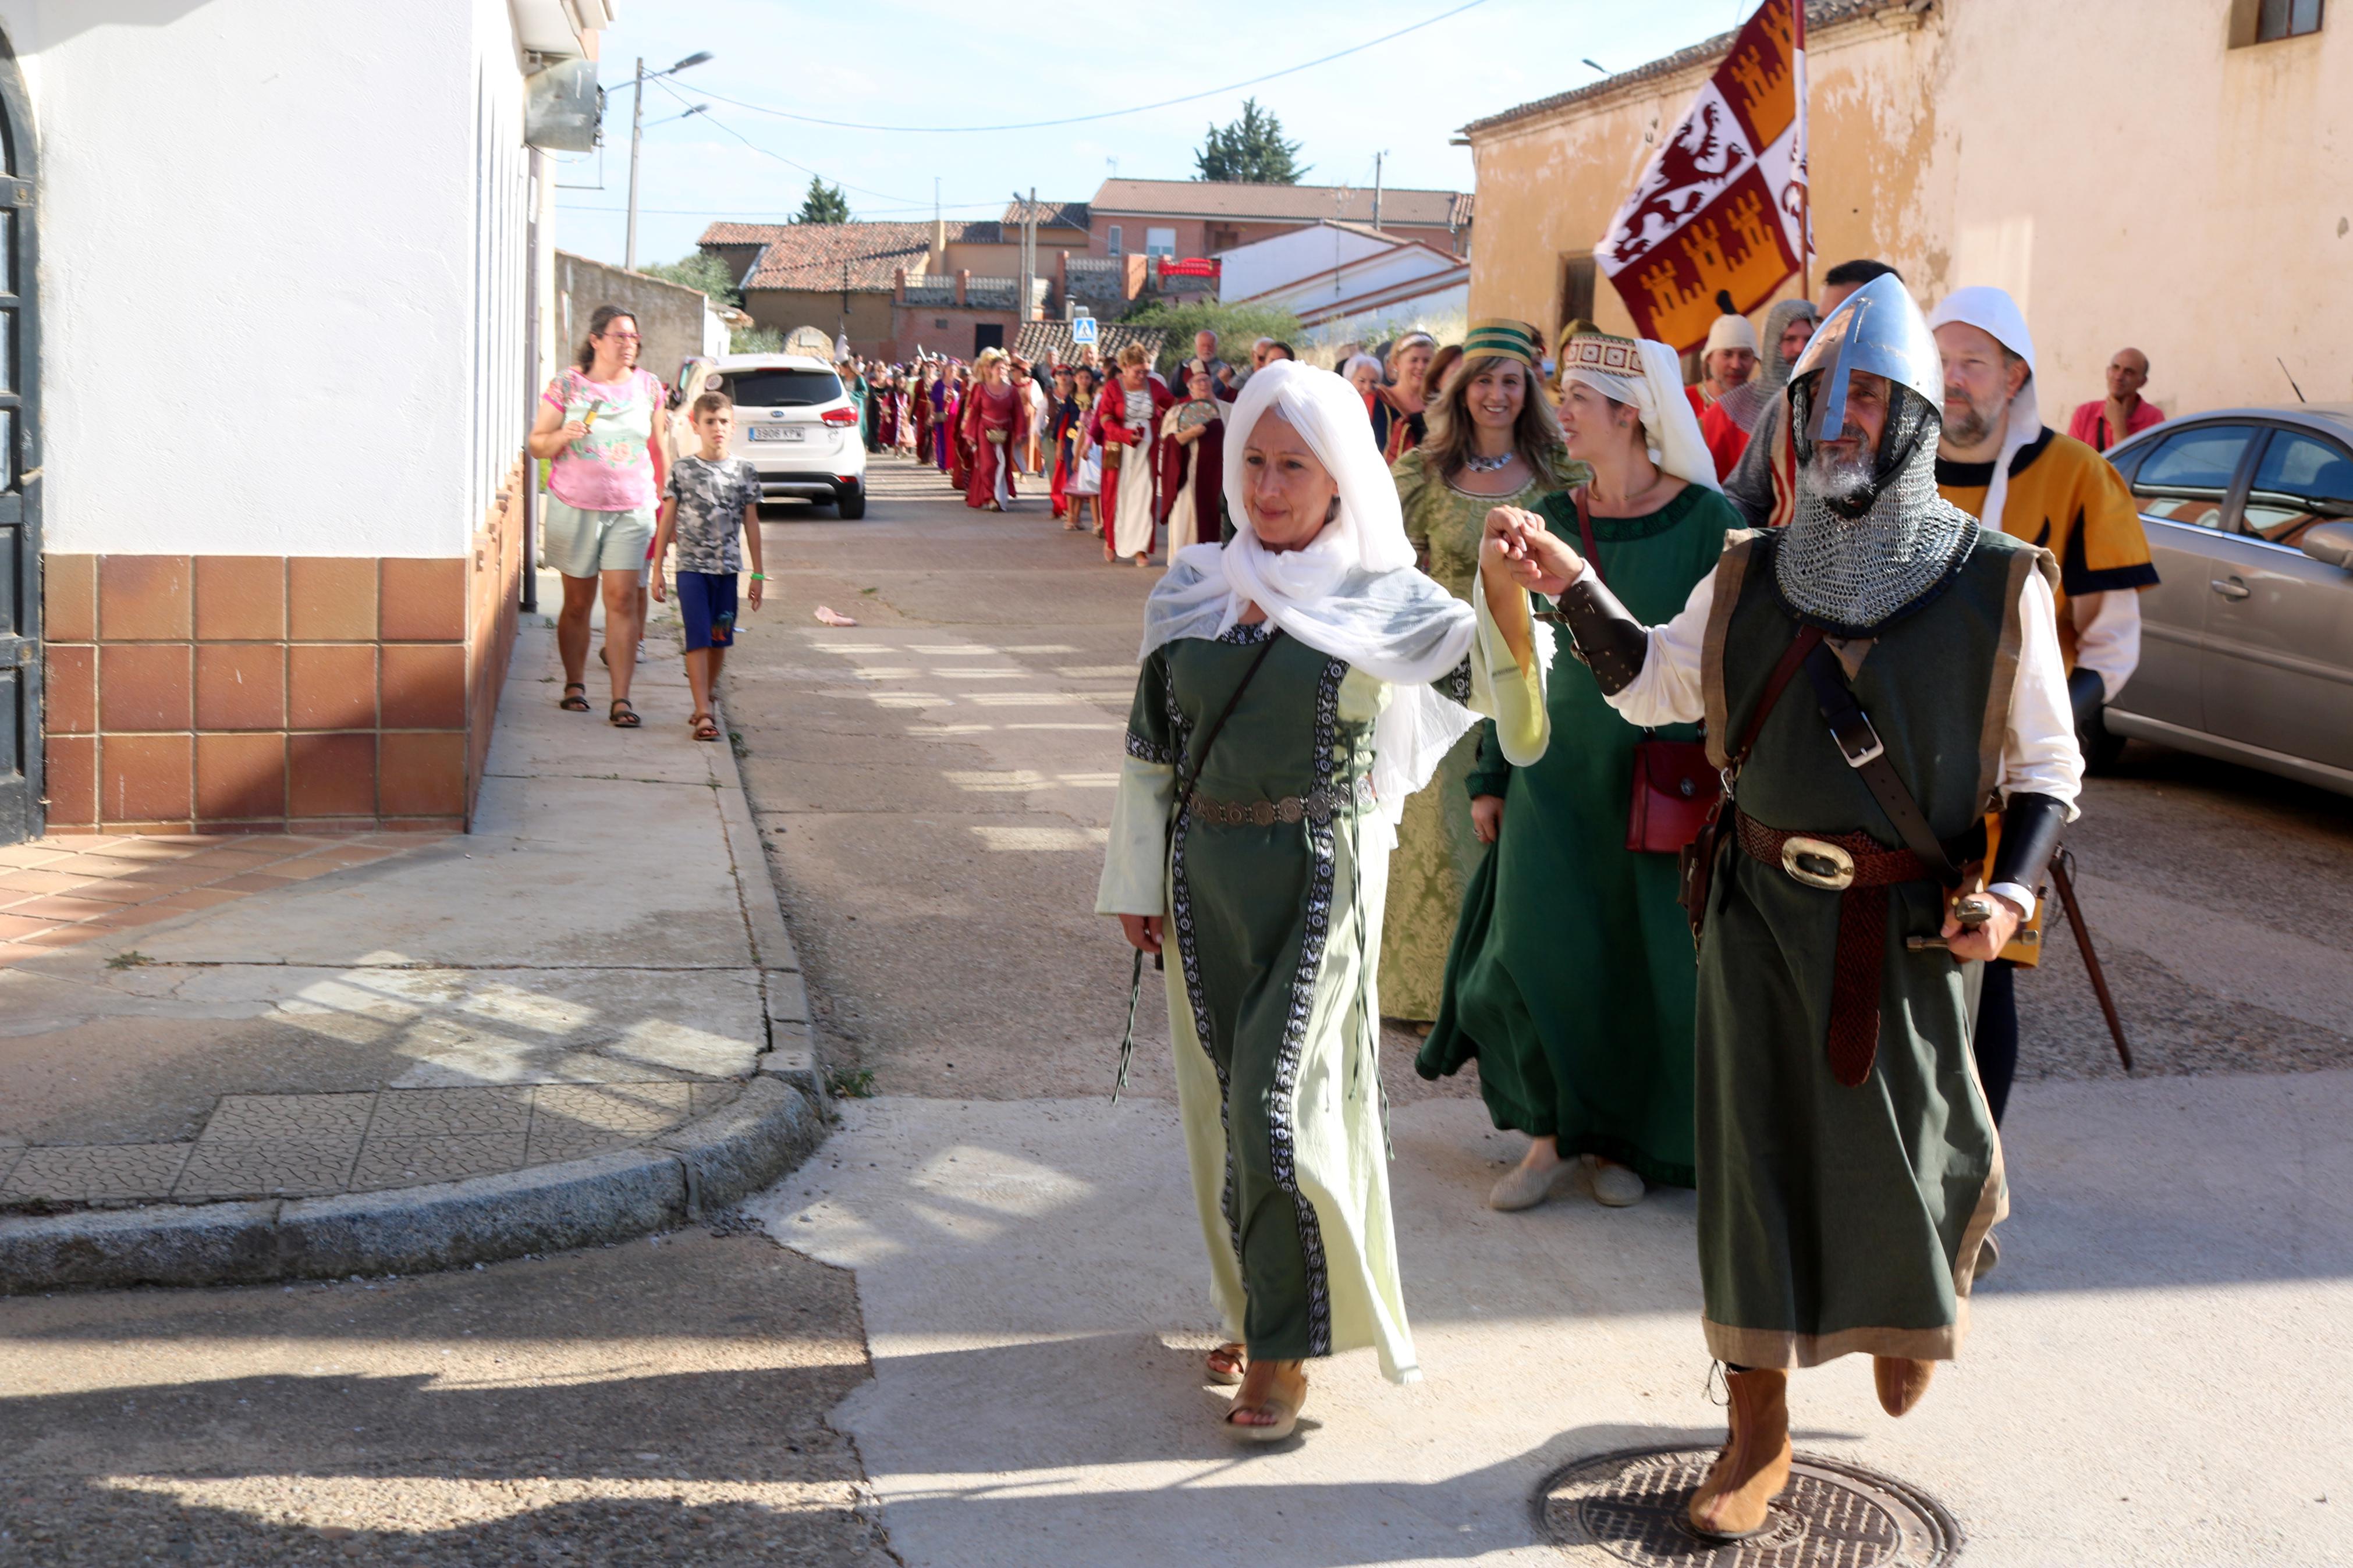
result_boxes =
[1087,375,1174,561]
[960,380,1031,510]
[1154,396,1225,554]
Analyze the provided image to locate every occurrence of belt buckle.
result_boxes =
[1781,835,1857,891]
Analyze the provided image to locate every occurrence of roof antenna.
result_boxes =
[2279,356,2308,403]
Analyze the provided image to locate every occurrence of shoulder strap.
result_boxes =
[1801,645,1961,884]
[1730,623,1824,769]
[1173,628,1283,805]
[1573,486,1603,588]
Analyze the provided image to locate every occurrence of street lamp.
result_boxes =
[624,49,714,270]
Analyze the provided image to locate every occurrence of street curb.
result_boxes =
[0,1065,829,1295]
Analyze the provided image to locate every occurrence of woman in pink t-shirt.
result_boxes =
[528,305,667,726]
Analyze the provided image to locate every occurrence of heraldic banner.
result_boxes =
[1594,0,1809,354]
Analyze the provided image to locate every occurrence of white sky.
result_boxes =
[559,0,1758,266]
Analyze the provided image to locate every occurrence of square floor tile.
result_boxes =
[172,1139,360,1199]
[200,1092,378,1142]
[2,1144,193,1205]
[367,1086,535,1136]
[347,1133,527,1192]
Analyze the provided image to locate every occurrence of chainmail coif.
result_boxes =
[1774,381,1978,634]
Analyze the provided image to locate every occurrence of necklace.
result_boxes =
[1463,449,1516,472]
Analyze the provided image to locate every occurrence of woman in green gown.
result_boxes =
[1418,329,1740,1211]
[1379,322,1588,1025]
[1098,362,1542,1442]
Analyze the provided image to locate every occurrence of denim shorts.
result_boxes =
[676,570,740,651]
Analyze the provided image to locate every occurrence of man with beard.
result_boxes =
[1478,274,2081,1539]
[1928,286,2156,1127]
[1723,258,1903,528]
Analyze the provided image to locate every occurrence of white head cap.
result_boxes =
[1703,314,1759,356]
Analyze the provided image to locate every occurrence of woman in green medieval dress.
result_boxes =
[1379,321,1588,1026]
[1418,330,1738,1211]
[1096,362,1543,1442]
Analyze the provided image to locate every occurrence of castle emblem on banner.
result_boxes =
[1595,0,1811,353]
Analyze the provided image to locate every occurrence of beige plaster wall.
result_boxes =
[1464,0,2346,416]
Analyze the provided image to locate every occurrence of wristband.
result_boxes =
[749,574,767,581]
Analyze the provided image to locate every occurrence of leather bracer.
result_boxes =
[1555,571,1649,695]
[2066,666,2105,735]
[1990,791,2067,896]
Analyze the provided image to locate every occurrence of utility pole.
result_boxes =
[1373,150,1386,232]
[625,57,645,270]
[1013,187,1037,330]
[621,51,712,272]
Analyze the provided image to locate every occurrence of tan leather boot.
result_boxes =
[1687,1368,1793,1539]
[1873,1355,1936,1416]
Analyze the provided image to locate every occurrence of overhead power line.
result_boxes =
[678,0,1493,135]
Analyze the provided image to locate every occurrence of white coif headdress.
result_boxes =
[1138,360,1477,826]
[1925,285,2042,533]
[1559,332,1723,492]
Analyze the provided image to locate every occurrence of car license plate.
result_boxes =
[748,425,804,442]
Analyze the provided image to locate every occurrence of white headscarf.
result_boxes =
[1138,361,1476,827]
[1560,336,1723,492]
[1926,285,2042,532]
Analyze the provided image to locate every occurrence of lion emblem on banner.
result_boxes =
[1606,99,1749,266]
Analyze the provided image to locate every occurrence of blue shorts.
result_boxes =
[676,570,739,651]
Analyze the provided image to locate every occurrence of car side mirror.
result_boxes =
[2299,520,2353,570]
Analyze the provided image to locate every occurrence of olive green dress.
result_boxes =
[1097,606,1541,1380]
[1378,447,1585,1022]
[1417,483,1738,1186]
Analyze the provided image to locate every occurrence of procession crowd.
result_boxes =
[526,282,2160,1542]
[1069,269,2157,1544]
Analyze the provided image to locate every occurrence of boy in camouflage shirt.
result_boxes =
[651,392,764,741]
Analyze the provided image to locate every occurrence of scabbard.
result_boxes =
[2052,852,2134,1073]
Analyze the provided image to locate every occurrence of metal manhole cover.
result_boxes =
[1538,1446,1961,1566]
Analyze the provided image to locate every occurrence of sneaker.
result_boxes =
[1488,1155,1574,1212]
[1591,1159,1647,1208]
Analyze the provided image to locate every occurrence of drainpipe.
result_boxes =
[521,147,542,615]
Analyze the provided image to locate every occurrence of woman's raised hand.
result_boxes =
[1482,506,1584,596]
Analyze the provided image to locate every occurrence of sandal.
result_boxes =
[608,699,641,728]
[1224,1361,1306,1444]
[689,712,721,743]
[1205,1343,1246,1387]
[559,682,591,712]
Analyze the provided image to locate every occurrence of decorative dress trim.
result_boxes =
[1126,728,1174,764]
[1438,656,1475,707]
[1262,655,1349,1357]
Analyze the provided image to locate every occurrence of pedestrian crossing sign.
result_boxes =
[1071,316,1098,345]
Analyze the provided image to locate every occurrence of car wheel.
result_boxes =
[836,483,867,521]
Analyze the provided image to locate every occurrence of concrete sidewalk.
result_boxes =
[0,591,822,1288]
[750,1072,2353,1568]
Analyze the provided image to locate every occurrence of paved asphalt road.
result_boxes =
[6,451,2345,1565]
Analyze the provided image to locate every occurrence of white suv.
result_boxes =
[677,353,867,518]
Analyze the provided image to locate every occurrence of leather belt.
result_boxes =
[1736,812,1937,1088]
[1186,778,1372,827]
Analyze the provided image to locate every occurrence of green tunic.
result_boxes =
[1694,526,2047,1367]
[1417,484,1737,1186]
[1379,447,1585,1021]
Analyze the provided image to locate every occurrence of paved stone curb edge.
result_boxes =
[0,1070,831,1295]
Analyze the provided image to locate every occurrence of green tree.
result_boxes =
[1193,99,1307,184]
[794,176,853,224]
[639,251,740,307]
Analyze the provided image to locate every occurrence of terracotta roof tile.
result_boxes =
[697,221,1000,293]
[1088,179,1467,229]
[1003,199,1092,231]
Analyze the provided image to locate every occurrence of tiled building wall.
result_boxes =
[40,457,526,835]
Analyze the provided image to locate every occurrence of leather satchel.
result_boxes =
[1570,489,1726,856]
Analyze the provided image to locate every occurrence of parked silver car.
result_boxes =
[2098,404,2353,794]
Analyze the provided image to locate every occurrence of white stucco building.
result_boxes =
[0,1,609,841]
[1216,221,1472,360]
